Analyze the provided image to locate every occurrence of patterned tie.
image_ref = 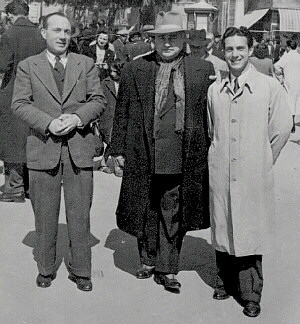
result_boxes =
[54,55,64,75]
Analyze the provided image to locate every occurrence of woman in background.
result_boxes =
[250,43,274,77]
[83,30,115,81]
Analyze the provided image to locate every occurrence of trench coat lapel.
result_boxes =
[31,51,61,104]
[135,58,156,143]
[62,53,83,103]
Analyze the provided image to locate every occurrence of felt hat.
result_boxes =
[188,29,210,47]
[116,29,130,36]
[147,11,185,35]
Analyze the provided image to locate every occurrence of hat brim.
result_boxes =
[147,27,185,35]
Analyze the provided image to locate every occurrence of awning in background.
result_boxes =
[279,9,300,32]
[240,9,269,28]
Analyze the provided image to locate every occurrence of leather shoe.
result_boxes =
[0,192,25,203]
[136,266,155,279]
[213,288,230,300]
[36,272,56,288]
[154,273,181,294]
[68,273,93,291]
[243,302,261,317]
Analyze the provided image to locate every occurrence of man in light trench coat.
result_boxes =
[207,26,292,317]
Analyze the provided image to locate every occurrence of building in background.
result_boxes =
[172,0,219,32]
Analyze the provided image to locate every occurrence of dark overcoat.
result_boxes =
[109,52,214,237]
[0,17,45,163]
[99,76,117,143]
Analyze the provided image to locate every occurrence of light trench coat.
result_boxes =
[207,66,292,256]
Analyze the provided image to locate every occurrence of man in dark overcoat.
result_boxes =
[0,0,45,202]
[109,11,214,294]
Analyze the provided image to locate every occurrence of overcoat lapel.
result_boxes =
[62,53,83,103]
[134,58,156,145]
[184,58,206,129]
[31,51,61,104]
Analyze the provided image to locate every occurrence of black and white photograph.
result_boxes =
[0,0,299,323]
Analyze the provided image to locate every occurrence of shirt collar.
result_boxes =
[46,50,68,68]
[221,63,255,93]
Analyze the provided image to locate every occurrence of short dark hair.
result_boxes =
[286,40,297,50]
[110,59,125,75]
[43,12,68,29]
[253,43,269,59]
[5,0,29,16]
[222,26,253,49]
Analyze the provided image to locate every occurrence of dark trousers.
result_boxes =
[138,174,185,274]
[1,162,28,194]
[215,250,263,303]
[30,145,93,278]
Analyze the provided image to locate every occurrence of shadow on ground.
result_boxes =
[22,224,100,272]
[105,228,216,288]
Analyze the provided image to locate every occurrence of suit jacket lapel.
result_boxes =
[62,53,82,103]
[31,50,61,104]
[105,79,117,98]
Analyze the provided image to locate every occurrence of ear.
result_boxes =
[41,28,47,41]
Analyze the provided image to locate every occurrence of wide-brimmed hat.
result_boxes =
[116,29,129,36]
[141,24,155,32]
[188,29,210,47]
[147,11,185,35]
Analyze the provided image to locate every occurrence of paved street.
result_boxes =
[1,123,300,324]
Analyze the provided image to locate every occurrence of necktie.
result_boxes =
[233,77,239,94]
[54,55,64,75]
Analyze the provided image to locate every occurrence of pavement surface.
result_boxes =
[1,124,300,324]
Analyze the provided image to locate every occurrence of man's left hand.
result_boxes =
[57,113,82,135]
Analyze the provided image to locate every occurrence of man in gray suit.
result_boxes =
[12,12,106,291]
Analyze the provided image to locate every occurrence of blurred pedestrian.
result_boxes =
[83,30,115,81]
[207,26,291,318]
[12,12,106,291]
[112,29,128,61]
[0,0,45,203]
[98,60,125,174]
[189,29,228,76]
[250,43,274,76]
[109,11,214,294]
[274,39,300,133]
[123,31,152,61]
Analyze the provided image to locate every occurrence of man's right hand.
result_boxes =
[48,118,69,135]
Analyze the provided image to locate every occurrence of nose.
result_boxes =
[232,48,239,57]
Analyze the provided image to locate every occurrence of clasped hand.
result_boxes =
[48,114,79,136]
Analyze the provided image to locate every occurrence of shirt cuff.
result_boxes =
[73,114,84,128]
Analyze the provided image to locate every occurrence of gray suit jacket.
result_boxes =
[12,50,106,170]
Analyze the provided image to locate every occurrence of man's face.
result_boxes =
[110,67,120,81]
[41,15,71,55]
[155,32,185,61]
[97,33,108,47]
[224,35,253,76]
